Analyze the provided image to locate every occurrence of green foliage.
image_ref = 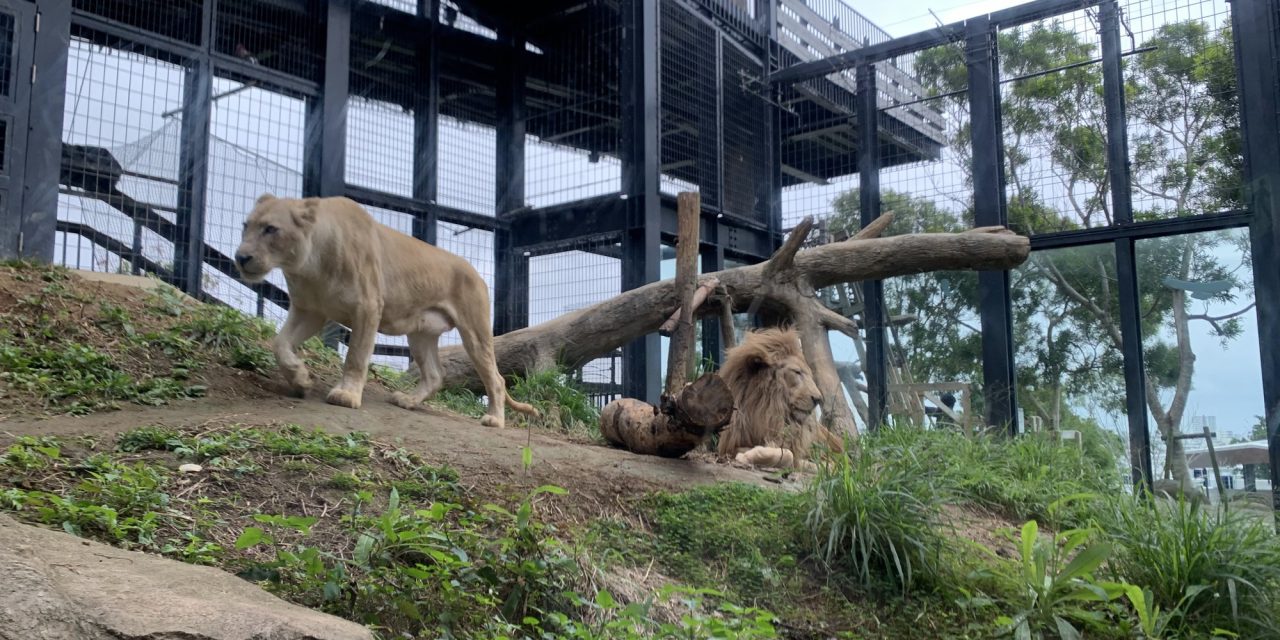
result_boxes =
[428,387,489,418]
[863,426,1120,527]
[544,587,779,639]
[115,424,370,465]
[805,433,948,593]
[1,453,171,547]
[642,483,806,597]
[236,483,583,637]
[0,338,205,414]
[509,370,601,437]
[990,519,1124,640]
[1098,495,1280,638]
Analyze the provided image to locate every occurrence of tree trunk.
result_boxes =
[434,219,1030,439]
[440,223,1027,385]
[665,192,701,395]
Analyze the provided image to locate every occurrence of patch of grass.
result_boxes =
[1098,495,1280,639]
[428,387,488,419]
[0,339,205,414]
[865,425,1119,526]
[804,433,949,594]
[509,369,601,438]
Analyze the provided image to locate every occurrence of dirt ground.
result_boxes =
[0,383,788,515]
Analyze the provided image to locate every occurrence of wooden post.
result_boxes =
[665,192,701,395]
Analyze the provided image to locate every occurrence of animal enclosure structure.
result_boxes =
[1,0,1279,510]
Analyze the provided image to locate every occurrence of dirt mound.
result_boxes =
[0,262,781,507]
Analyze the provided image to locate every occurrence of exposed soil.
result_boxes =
[0,385,785,521]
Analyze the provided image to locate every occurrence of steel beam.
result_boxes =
[1232,0,1280,524]
[700,242,725,369]
[857,63,887,432]
[304,0,350,197]
[1100,0,1153,491]
[414,0,440,244]
[494,25,528,336]
[18,0,72,262]
[966,17,1018,434]
[768,0,1104,85]
[620,0,663,404]
[1030,210,1253,250]
[173,0,214,295]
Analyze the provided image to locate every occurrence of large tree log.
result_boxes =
[438,220,1030,421]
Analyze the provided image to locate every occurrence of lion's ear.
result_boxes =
[744,351,772,374]
[291,198,319,228]
[256,193,277,205]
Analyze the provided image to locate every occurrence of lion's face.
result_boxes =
[234,194,315,283]
[774,352,823,423]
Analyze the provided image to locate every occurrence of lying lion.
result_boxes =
[233,194,538,429]
[716,328,844,471]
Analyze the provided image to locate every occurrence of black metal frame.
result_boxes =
[16,0,71,262]
[1232,0,1280,520]
[766,0,1279,504]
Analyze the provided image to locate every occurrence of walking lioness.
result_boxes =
[233,194,538,428]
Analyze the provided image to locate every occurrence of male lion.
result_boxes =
[716,327,844,469]
[233,194,538,429]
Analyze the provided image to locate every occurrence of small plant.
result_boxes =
[428,387,488,418]
[993,519,1123,639]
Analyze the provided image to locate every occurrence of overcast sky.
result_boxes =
[51,0,1261,442]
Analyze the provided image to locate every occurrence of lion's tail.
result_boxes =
[506,393,540,416]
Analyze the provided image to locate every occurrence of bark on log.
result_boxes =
[437,219,1030,413]
[664,192,701,394]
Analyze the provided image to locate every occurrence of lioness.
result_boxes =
[233,194,538,428]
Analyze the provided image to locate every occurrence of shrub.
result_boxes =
[508,370,601,437]
[1099,495,1280,639]
[804,431,948,593]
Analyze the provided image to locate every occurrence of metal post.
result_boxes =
[1231,0,1280,524]
[16,0,70,262]
[414,0,440,245]
[1100,0,1153,493]
[762,0,783,249]
[700,243,725,368]
[304,0,350,349]
[966,17,1018,434]
[174,1,215,295]
[494,26,528,336]
[857,63,888,431]
[304,0,350,198]
[620,0,662,404]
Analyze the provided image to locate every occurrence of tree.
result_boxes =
[821,15,1247,490]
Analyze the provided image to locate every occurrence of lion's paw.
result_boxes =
[480,414,504,429]
[284,369,313,397]
[325,387,362,409]
[391,392,421,410]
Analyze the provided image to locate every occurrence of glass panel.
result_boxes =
[0,10,13,99]
[1014,244,1128,473]
[1137,227,1268,501]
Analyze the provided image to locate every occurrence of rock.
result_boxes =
[179,463,203,473]
[0,514,373,640]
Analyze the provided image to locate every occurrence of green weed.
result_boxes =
[1099,495,1280,638]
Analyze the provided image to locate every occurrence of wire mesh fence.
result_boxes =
[57,35,185,279]
[524,2,622,208]
[526,234,623,406]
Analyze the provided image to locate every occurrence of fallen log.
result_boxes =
[434,216,1030,438]
[599,373,735,457]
